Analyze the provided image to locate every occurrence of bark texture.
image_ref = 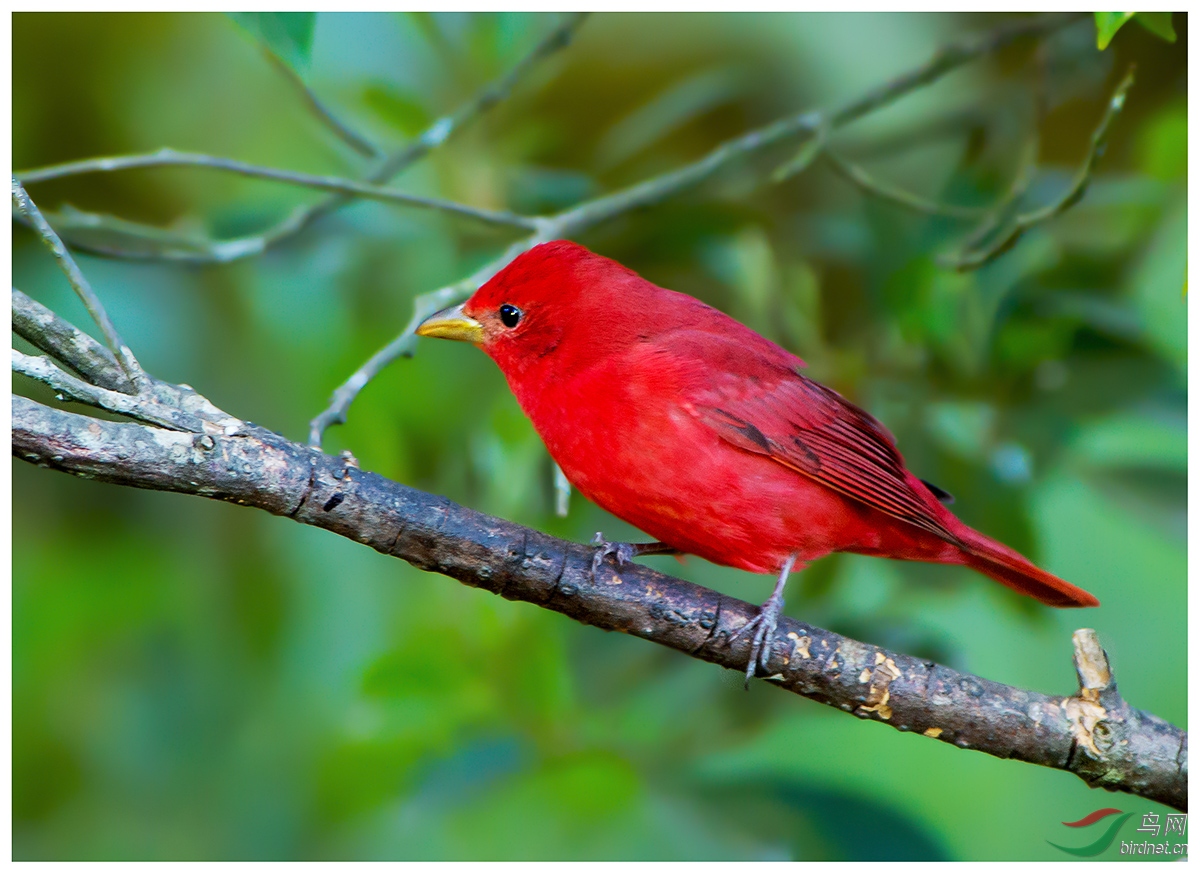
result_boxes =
[13,395,1187,812]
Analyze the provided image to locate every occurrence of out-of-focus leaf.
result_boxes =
[595,67,747,169]
[1070,411,1186,472]
[362,82,432,136]
[1134,11,1176,42]
[1093,12,1135,50]
[507,165,596,214]
[1137,102,1186,181]
[1086,467,1186,540]
[1128,201,1186,371]
[1094,12,1175,49]
[701,779,950,861]
[229,12,316,71]
[924,401,996,461]
[709,227,780,338]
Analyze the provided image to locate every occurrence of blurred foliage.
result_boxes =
[229,12,317,72]
[1094,11,1177,50]
[12,11,1186,861]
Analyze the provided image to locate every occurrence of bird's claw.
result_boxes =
[591,532,636,578]
[591,535,681,581]
[730,590,785,690]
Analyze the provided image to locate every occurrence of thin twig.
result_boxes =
[307,230,554,444]
[942,65,1135,271]
[13,13,590,265]
[11,290,245,435]
[11,178,144,385]
[940,40,1046,265]
[12,287,133,393]
[17,149,539,231]
[827,13,1084,129]
[553,463,572,517]
[822,148,991,219]
[771,119,829,184]
[367,12,590,184]
[309,12,1086,447]
[261,47,381,159]
[11,349,204,432]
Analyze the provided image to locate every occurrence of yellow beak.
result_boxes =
[415,303,484,345]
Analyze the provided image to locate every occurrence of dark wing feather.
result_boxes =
[690,366,958,544]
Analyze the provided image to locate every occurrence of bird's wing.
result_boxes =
[682,338,957,543]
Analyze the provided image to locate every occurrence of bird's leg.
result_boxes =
[730,554,798,689]
[590,532,679,578]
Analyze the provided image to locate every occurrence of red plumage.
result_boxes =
[441,240,1098,610]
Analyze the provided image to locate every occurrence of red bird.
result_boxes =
[417,240,1098,682]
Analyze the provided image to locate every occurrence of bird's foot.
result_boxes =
[730,590,786,690]
[590,533,678,579]
[728,554,797,689]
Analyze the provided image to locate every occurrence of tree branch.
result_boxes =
[12,287,134,393]
[259,46,382,159]
[11,178,145,385]
[821,147,990,219]
[941,65,1135,271]
[308,12,1087,447]
[16,149,539,231]
[13,12,589,264]
[12,391,1186,812]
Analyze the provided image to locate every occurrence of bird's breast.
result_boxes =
[508,354,878,573]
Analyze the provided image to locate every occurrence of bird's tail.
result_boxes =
[952,524,1099,608]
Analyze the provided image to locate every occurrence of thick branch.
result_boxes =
[12,394,1186,812]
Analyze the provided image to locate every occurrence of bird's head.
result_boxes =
[416,240,664,381]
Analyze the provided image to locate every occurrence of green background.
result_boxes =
[13,12,1187,860]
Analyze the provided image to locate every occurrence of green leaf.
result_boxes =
[1134,11,1176,42]
[1094,12,1134,50]
[1129,201,1186,373]
[362,82,432,136]
[229,12,316,71]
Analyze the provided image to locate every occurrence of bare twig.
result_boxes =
[306,231,554,444]
[309,12,1087,447]
[553,463,572,517]
[366,12,590,184]
[17,149,539,231]
[11,290,245,436]
[941,65,1135,271]
[11,178,144,386]
[261,47,381,159]
[13,13,589,265]
[771,121,828,184]
[821,148,990,219]
[11,350,205,432]
[12,287,133,393]
[12,393,1186,812]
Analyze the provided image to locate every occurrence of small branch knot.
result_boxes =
[1073,627,1114,700]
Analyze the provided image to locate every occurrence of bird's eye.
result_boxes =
[498,304,522,328]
